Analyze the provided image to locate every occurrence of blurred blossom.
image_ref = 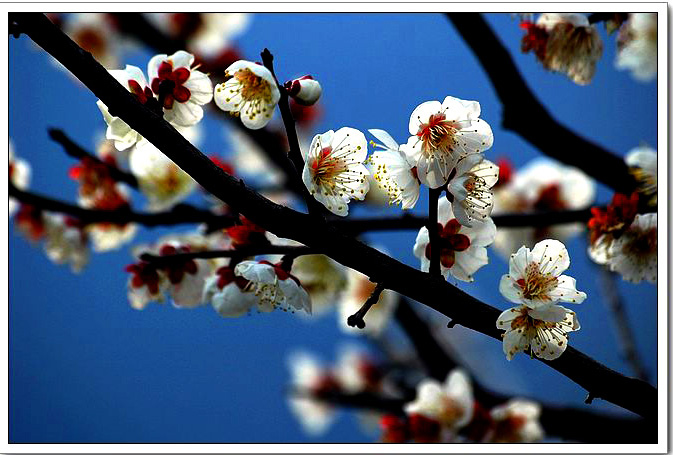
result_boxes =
[625,145,657,206]
[148,51,213,127]
[291,254,348,316]
[521,13,603,85]
[606,213,657,284]
[129,139,197,212]
[15,205,47,243]
[339,268,398,336]
[214,60,280,130]
[400,96,493,189]
[302,127,370,216]
[367,128,420,210]
[404,369,474,441]
[616,13,657,82]
[499,239,587,308]
[235,260,312,315]
[43,215,90,273]
[225,127,285,187]
[487,399,544,443]
[63,13,121,69]
[333,345,382,394]
[587,192,639,265]
[414,198,496,282]
[447,154,499,227]
[9,141,31,217]
[492,158,595,257]
[286,351,338,436]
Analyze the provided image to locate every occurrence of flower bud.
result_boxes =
[285,75,322,106]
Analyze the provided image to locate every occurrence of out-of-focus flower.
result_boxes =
[492,158,595,257]
[64,13,120,68]
[226,216,269,249]
[214,60,280,130]
[125,259,167,310]
[333,345,383,394]
[291,254,348,316]
[447,154,499,227]
[9,142,31,216]
[488,399,544,443]
[414,198,496,282]
[380,414,410,443]
[97,65,154,151]
[129,139,197,212]
[43,215,89,273]
[302,127,370,216]
[522,13,603,85]
[148,50,213,126]
[499,239,586,308]
[368,128,420,210]
[404,369,474,434]
[616,13,657,82]
[339,268,398,336]
[400,96,493,189]
[158,243,209,308]
[287,351,338,436]
[224,127,285,186]
[606,213,657,283]
[15,205,47,242]
[496,304,580,360]
[235,260,312,314]
[285,75,322,106]
[626,145,657,206]
[202,265,256,318]
[587,192,639,264]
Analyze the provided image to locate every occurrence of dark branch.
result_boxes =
[15,12,656,419]
[48,128,138,188]
[428,187,442,276]
[445,13,637,194]
[140,245,317,265]
[347,282,385,329]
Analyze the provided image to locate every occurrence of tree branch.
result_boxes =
[140,245,317,265]
[445,13,638,195]
[13,12,656,419]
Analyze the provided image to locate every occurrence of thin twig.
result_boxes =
[140,245,317,265]
[15,12,657,419]
[347,282,385,329]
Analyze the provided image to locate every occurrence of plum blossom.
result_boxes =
[333,345,382,394]
[499,239,587,309]
[14,205,47,243]
[488,399,544,443]
[338,268,398,336]
[285,75,322,106]
[496,303,580,361]
[290,254,348,316]
[302,127,370,216]
[626,145,657,206]
[287,351,338,436]
[587,192,639,265]
[129,139,197,212]
[234,260,312,315]
[616,13,657,82]
[214,60,280,129]
[9,142,31,216]
[414,198,496,282]
[606,213,657,284]
[447,154,499,227]
[43,215,89,273]
[522,13,603,85]
[400,96,493,189]
[404,369,474,434]
[148,50,213,126]
[492,158,595,257]
[367,128,420,210]
[125,259,168,310]
[63,13,120,69]
[202,265,256,318]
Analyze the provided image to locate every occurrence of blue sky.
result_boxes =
[9,13,657,443]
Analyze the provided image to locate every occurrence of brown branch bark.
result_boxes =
[12,12,657,420]
[445,13,638,195]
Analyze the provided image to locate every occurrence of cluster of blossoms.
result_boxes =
[287,346,386,436]
[380,369,543,443]
[615,13,658,82]
[497,239,586,360]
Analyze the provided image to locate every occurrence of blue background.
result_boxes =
[9,13,657,442]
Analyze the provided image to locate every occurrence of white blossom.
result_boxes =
[488,399,544,443]
[606,213,657,284]
[499,239,586,309]
[286,75,322,106]
[400,96,493,189]
[414,198,496,282]
[214,60,280,130]
[235,260,312,314]
[302,127,370,216]
[616,13,657,82]
[447,154,499,227]
[626,145,657,205]
[290,254,348,316]
[9,141,30,216]
[43,214,89,273]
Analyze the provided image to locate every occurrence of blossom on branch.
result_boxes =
[43,215,90,273]
[625,145,657,206]
[400,96,493,189]
[487,399,544,443]
[587,192,639,265]
[414,198,496,282]
[302,127,370,216]
[447,154,499,227]
[291,254,348,316]
[285,75,322,106]
[367,128,420,210]
[9,141,31,216]
[616,13,657,82]
[202,265,256,318]
[606,213,657,284]
[214,60,280,129]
